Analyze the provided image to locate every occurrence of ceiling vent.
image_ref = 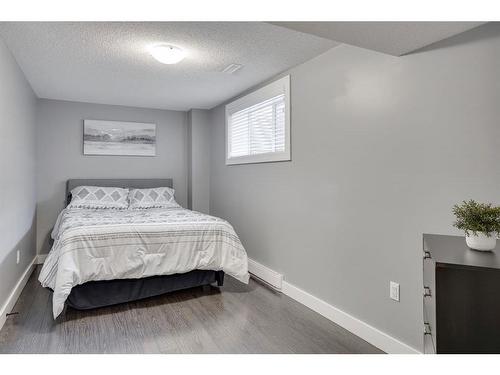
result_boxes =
[222,63,243,74]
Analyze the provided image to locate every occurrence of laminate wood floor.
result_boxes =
[0,267,383,354]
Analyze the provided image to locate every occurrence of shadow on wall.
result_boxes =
[0,214,36,308]
[37,181,67,255]
[40,228,54,257]
[407,22,500,56]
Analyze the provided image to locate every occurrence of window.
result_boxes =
[226,75,290,165]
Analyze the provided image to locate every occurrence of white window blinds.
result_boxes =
[226,75,290,165]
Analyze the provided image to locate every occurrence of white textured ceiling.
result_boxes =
[0,22,338,111]
[0,22,486,111]
[270,22,486,56]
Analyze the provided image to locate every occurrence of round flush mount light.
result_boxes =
[150,44,185,64]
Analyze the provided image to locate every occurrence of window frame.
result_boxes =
[225,75,291,165]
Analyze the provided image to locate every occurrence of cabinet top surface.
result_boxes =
[423,234,500,269]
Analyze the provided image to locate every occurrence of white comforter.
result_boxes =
[39,207,249,318]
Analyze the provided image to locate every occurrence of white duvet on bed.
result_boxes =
[39,207,249,318]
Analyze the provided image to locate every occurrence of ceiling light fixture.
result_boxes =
[150,44,185,64]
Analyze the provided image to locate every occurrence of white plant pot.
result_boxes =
[465,232,497,251]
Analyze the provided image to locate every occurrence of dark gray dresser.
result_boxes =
[423,234,500,354]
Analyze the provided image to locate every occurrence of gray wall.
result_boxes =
[209,23,500,351]
[0,37,37,308]
[36,99,188,254]
[187,109,211,213]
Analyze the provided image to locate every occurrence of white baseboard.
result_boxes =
[0,256,36,332]
[248,258,420,354]
[248,258,283,290]
[282,281,421,354]
[36,254,47,264]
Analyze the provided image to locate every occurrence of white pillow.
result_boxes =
[68,186,129,209]
[128,187,179,209]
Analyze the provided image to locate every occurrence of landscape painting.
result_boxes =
[83,120,156,156]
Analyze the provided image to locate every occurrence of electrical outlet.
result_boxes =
[390,281,400,302]
[16,249,20,264]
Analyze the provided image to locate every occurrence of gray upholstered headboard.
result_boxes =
[66,178,173,206]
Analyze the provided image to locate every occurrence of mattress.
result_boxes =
[39,207,249,318]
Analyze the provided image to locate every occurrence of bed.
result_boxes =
[38,178,249,318]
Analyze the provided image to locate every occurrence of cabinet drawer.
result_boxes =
[423,307,436,354]
[424,330,436,354]
[423,259,436,326]
[423,250,436,353]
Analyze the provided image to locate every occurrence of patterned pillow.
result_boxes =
[68,186,129,209]
[128,187,179,209]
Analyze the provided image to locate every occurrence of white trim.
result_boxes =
[36,254,47,264]
[282,281,421,354]
[248,258,283,290]
[226,150,291,166]
[225,75,291,166]
[0,257,36,332]
[247,257,421,354]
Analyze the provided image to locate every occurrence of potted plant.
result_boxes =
[452,200,500,251]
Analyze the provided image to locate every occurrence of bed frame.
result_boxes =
[63,178,224,311]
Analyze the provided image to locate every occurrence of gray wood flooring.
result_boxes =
[0,267,383,354]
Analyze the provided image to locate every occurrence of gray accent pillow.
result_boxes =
[128,187,179,209]
[68,186,129,209]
